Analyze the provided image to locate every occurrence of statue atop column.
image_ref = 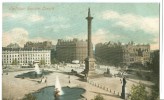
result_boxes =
[82,8,95,78]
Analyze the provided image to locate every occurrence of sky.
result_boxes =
[2,3,160,50]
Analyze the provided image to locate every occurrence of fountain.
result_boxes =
[23,86,85,100]
[15,62,53,79]
[34,63,42,75]
[55,76,64,96]
[22,72,85,100]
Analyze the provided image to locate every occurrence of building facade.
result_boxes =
[2,48,51,66]
[56,38,88,63]
[95,41,150,65]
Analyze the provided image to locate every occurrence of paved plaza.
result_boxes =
[2,64,154,100]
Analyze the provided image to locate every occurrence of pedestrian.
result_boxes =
[45,77,47,86]
[68,75,71,83]
[40,77,43,83]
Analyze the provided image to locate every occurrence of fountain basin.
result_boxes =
[15,70,53,79]
[23,86,86,100]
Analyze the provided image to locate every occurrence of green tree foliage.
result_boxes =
[51,58,59,64]
[40,59,45,65]
[11,58,18,65]
[51,49,57,64]
[150,50,159,75]
[151,83,159,100]
[130,83,148,100]
[92,94,105,100]
[149,50,159,100]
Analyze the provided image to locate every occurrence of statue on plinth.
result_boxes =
[121,77,127,99]
[107,68,110,74]
[104,68,112,77]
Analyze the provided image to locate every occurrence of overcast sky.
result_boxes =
[2,3,159,50]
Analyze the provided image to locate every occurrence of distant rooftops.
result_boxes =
[57,38,87,45]
[6,43,20,49]
[96,41,150,47]
[2,47,51,51]
[58,38,86,42]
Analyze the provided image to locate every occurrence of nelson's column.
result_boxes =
[82,8,95,78]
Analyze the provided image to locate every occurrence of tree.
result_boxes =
[51,49,57,64]
[92,94,105,100]
[151,82,159,100]
[130,83,148,100]
[51,58,59,64]
[40,59,45,65]
[11,58,18,65]
[149,50,159,100]
[150,50,159,75]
